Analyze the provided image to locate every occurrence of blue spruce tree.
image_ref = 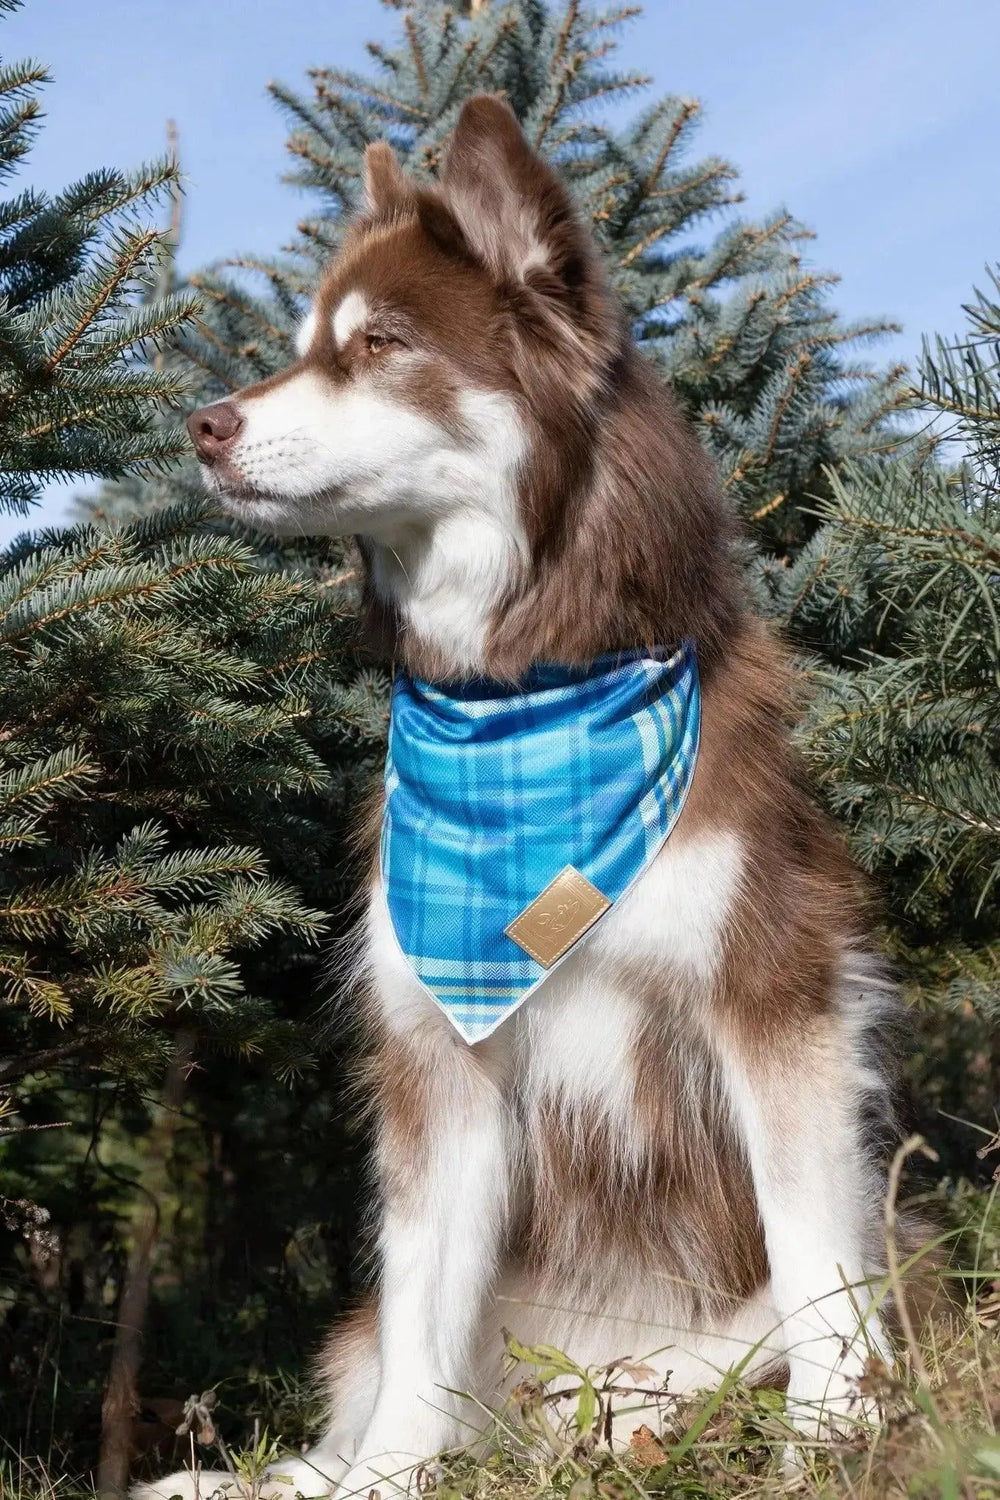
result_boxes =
[0,3,378,1476]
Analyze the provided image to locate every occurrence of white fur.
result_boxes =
[511,830,744,1152]
[332,290,370,349]
[712,1008,891,1438]
[335,892,516,1491]
[208,372,528,678]
[593,828,743,984]
[517,964,640,1127]
[365,390,528,674]
[494,1271,787,1443]
[210,367,450,522]
[294,308,318,357]
[340,1074,512,1495]
[364,877,436,1038]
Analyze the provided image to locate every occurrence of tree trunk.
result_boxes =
[97,1031,194,1499]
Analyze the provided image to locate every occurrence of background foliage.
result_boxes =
[0,0,996,1487]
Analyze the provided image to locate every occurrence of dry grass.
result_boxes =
[427,1305,1000,1500]
[4,1299,997,1500]
[3,1176,998,1500]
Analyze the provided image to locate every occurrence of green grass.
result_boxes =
[3,1182,998,1500]
[5,1300,998,1500]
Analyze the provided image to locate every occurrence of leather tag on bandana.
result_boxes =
[505,865,612,968]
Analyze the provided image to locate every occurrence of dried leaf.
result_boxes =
[615,1360,660,1386]
[628,1423,666,1465]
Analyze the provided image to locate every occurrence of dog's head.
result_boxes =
[187,95,619,552]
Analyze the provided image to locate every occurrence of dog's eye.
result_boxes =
[366,333,396,354]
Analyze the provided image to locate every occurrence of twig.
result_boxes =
[97,1031,195,1498]
[883,1133,935,1387]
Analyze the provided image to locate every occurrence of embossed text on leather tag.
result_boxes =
[505,865,612,968]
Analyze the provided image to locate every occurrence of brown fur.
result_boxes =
[687,625,867,1043]
[526,1018,768,1315]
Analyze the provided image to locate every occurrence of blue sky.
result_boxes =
[5,0,999,543]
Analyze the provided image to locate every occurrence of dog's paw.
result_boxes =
[264,1456,341,1497]
[131,1457,338,1500]
[336,1454,437,1499]
[131,1472,237,1500]
[784,1334,886,1443]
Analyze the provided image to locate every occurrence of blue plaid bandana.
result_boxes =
[381,641,700,1044]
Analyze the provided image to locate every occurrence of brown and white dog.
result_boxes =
[145,96,908,1498]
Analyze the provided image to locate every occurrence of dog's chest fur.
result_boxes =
[367,824,741,1063]
[363,818,764,1305]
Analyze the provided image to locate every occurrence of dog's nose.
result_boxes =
[186,401,243,463]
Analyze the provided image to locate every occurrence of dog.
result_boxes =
[143,94,914,1499]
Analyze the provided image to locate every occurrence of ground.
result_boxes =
[5,1187,999,1500]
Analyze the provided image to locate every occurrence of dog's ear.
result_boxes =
[363,141,470,260]
[363,142,412,217]
[441,94,589,292]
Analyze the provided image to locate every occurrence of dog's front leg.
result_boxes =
[715,1009,891,1443]
[339,1021,513,1497]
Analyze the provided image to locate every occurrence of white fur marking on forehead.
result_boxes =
[294,308,318,358]
[332,290,370,349]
